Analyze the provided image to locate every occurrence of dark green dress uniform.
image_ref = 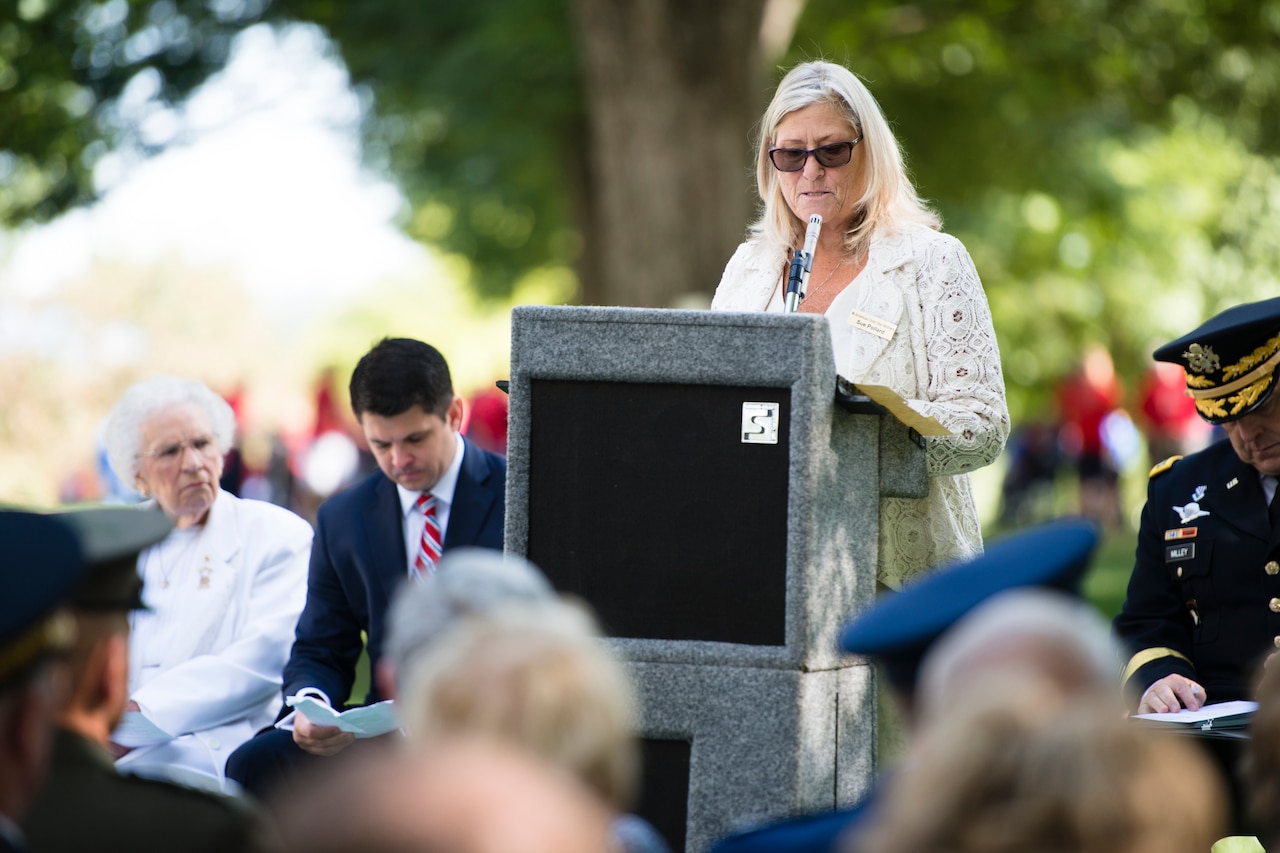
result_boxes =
[1115,441,1280,704]
[23,729,278,853]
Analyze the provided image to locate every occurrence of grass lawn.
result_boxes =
[1082,526,1138,620]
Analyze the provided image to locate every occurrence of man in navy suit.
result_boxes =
[226,337,506,798]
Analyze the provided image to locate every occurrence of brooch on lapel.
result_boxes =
[1173,485,1211,524]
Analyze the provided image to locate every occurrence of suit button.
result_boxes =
[1177,567,1184,578]
[1270,598,1280,613]
[1268,561,1280,576]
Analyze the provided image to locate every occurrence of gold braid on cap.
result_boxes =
[0,610,76,684]
[1224,332,1280,381]
[1188,344,1280,420]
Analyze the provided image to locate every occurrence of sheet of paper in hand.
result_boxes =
[286,696,402,738]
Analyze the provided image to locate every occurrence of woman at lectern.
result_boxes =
[712,60,1008,591]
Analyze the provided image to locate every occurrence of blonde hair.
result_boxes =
[752,60,940,257]
[400,601,639,809]
[853,679,1226,853]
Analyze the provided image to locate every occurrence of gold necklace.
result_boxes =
[806,254,853,299]
[147,529,201,590]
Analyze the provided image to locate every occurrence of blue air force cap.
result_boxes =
[838,518,1100,691]
[1152,295,1280,425]
[55,507,172,611]
[0,511,89,684]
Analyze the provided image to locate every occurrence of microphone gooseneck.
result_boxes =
[784,214,823,313]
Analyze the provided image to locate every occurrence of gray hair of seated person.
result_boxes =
[103,375,236,485]
[382,548,556,690]
[399,600,639,809]
[917,588,1121,724]
[852,681,1226,853]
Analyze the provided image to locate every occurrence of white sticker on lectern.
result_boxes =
[741,402,780,444]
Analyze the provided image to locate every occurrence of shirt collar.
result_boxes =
[397,432,466,517]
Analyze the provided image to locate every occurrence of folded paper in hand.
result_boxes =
[113,710,176,748]
[286,696,401,738]
[852,384,951,437]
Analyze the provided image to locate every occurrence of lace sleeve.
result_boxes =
[911,235,1010,477]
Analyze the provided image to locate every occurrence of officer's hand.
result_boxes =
[1137,674,1205,713]
[293,711,355,756]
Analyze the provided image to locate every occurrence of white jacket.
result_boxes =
[117,490,311,790]
[712,225,1009,589]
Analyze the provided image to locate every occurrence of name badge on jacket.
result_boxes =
[847,310,896,341]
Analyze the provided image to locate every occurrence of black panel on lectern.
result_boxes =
[636,738,690,852]
[526,379,789,645]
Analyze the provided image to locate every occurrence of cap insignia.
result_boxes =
[1184,343,1220,374]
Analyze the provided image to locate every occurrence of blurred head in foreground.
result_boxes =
[851,679,1227,853]
[274,738,613,853]
[378,547,554,701]
[399,599,638,810]
[839,519,1100,722]
[0,511,86,828]
[916,587,1121,726]
[1245,659,1280,848]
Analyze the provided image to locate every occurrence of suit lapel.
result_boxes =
[444,438,496,549]
[364,473,408,597]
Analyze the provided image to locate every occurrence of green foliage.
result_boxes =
[1,0,584,296]
[0,0,262,221]
[791,0,1280,420]
[8,0,1280,411]
[270,0,584,298]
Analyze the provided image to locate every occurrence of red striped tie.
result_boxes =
[414,494,442,580]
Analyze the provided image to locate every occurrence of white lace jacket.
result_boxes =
[712,225,1009,589]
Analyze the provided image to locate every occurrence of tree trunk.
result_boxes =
[570,0,772,308]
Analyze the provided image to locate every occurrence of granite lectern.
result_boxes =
[505,306,927,853]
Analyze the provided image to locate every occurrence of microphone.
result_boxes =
[784,214,823,313]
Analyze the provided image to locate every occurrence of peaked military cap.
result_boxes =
[55,506,173,611]
[1153,295,1280,425]
[838,518,1100,691]
[0,511,88,685]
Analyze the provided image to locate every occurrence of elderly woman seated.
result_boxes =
[103,375,311,791]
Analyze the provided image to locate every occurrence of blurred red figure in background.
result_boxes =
[1056,344,1125,527]
[1138,361,1212,464]
[464,386,509,456]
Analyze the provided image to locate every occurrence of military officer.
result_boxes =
[1116,295,1280,714]
[0,512,86,853]
[22,508,280,853]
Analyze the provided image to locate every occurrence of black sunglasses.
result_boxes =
[768,136,863,172]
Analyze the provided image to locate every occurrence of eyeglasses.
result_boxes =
[141,435,221,467]
[768,137,863,172]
